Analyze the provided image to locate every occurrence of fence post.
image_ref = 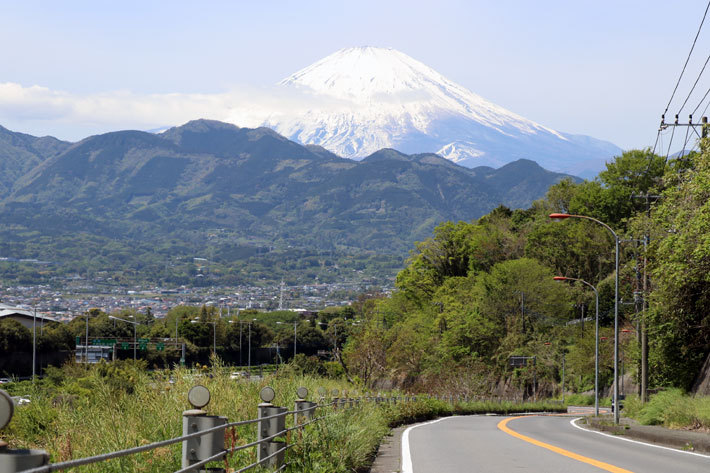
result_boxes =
[294,386,316,426]
[0,390,49,472]
[257,387,287,469]
[181,386,227,473]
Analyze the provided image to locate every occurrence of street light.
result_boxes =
[248,319,256,375]
[32,305,37,381]
[550,212,620,424]
[191,319,217,356]
[109,315,140,361]
[277,320,310,358]
[554,275,600,417]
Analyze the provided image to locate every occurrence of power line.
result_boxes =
[665,123,677,164]
[663,0,710,117]
[677,52,710,114]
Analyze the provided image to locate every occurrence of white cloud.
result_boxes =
[0,81,364,141]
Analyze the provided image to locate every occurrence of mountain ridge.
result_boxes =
[0,120,579,261]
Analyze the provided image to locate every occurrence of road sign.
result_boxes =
[509,356,536,367]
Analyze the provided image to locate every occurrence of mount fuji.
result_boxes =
[250,47,620,178]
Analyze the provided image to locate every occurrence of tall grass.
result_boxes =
[623,389,710,430]
[1,361,566,472]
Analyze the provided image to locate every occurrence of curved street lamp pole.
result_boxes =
[550,213,620,424]
[277,320,310,359]
[554,276,600,416]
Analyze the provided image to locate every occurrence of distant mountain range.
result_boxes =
[244,47,621,179]
[0,120,579,283]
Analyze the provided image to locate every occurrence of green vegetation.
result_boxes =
[0,120,572,287]
[623,389,710,430]
[341,145,710,401]
[0,306,366,376]
[1,361,564,473]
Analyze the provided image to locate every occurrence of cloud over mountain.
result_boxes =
[1,47,620,177]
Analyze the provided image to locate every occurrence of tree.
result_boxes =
[647,141,710,388]
[0,319,31,354]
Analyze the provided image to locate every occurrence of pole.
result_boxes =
[212,322,216,357]
[294,321,297,359]
[85,313,89,363]
[641,235,649,402]
[239,322,243,366]
[133,321,137,361]
[594,289,599,416]
[32,306,36,381]
[614,236,620,424]
[248,322,252,375]
[562,353,566,404]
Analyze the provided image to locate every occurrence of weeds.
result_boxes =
[624,389,710,430]
[1,361,567,472]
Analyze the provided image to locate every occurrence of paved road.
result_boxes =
[406,415,710,472]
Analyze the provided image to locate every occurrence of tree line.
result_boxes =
[342,144,710,397]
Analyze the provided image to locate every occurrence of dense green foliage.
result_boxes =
[0,306,365,376]
[343,146,710,397]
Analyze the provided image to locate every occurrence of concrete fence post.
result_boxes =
[0,390,49,473]
[257,387,287,469]
[181,386,227,473]
[294,387,316,427]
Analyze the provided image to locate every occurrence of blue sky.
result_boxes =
[1,0,709,150]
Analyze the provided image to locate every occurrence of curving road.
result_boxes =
[404,414,710,472]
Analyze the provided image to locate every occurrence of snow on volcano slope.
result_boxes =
[234,47,620,178]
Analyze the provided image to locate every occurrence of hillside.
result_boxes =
[0,120,579,284]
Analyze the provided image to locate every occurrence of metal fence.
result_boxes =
[0,385,418,473]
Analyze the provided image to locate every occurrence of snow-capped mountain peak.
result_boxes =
[277,46,559,137]
[242,47,620,177]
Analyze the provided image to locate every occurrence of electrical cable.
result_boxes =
[664,124,677,165]
[651,128,661,156]
[663,0,710,116]
[691,83,710,116]
[680,125,691,158]
[678,52,710,114]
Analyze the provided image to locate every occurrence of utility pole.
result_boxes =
[521,292,525,334]
[632,192,661,403]
[634,239,643,397]
[279,280,284,311]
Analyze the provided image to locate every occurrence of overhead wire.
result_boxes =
[677,52,710,114]
[664,123,677,165]
[663,0,710,117]
[691,83,710,116]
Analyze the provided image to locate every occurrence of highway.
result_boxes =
[404,414,710,472]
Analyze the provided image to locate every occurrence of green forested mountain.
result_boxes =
[0,124,70,191]
[0,120,577,285]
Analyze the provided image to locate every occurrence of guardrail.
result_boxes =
[0,386,419,473]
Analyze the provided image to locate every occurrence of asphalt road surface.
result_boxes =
[405,414,710,472]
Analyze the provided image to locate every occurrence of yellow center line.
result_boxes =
[497,416,634,473]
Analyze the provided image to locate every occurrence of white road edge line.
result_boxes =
[401,416,458,473]
[570,417,710,459]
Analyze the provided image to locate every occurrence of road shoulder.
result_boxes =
[369,425,406,473]
[580,416,710,454]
